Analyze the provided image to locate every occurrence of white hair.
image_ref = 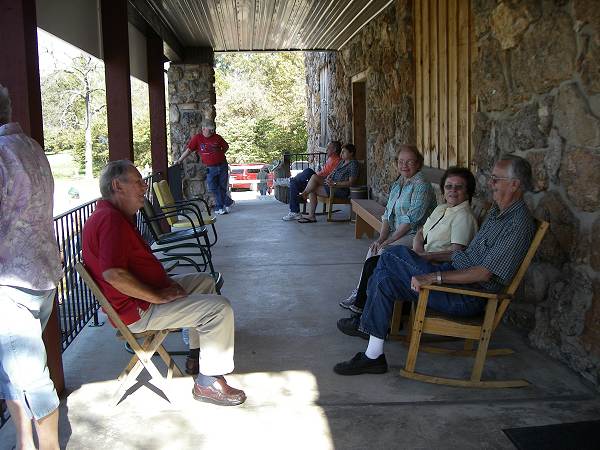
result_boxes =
[0,84,12,125]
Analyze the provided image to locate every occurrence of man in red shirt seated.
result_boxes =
[82,160,245,406]
[176,120,233,215]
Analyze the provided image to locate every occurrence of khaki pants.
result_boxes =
[128,273,234,376]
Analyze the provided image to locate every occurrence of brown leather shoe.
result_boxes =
[192,377,246,406]
[185,356,199,375]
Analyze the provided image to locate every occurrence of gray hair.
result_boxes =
[201,120,215,130]
[0,84,12,125]
[498,154,533,192]
[99,160,136,198]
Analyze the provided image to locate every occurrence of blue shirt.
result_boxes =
[382,171,437,234]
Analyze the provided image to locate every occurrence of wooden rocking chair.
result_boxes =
[75,262,183,405]
[399,220,549,388]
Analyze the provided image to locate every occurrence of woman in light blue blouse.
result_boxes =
[340,144,437,307]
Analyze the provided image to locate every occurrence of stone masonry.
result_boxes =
[305,0,600,388]
[472,0,600,386]
[304,1,415,204]
[168,62,216,203]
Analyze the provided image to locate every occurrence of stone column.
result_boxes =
[168,53,216,203]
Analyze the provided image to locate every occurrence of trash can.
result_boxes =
[167,164,184,202]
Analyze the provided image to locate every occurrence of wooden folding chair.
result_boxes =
[316,186,353,222]
[399,220,549,388]
[75,262,183,405]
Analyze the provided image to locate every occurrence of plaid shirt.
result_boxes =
[382,171,437,234]
[451,199,535,292]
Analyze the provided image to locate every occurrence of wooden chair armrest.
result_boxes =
[421,283,512,300]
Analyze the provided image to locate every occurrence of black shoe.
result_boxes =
[334,352,388,375]
[337,315,369,340]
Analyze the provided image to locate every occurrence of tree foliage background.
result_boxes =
[214,52,307,164]
[40,44,307,174]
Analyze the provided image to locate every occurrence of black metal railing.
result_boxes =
[283,151,328,175]
[53,198,99,351]
[136,172,157,243]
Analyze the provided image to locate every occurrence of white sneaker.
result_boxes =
[216,208,226,215]
[282,211,302,221]
[225,200,235,213]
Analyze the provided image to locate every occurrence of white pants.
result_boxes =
[128,273,234,376]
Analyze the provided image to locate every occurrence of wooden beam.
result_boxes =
[415,0,423,154]
[457,0,470,167]
[0,0,44,145]
[101,0,134,162]
[448,0,458,166]
[147,31,168,178]
[438,0,448,169]
[128,0,184,62]
[422,0,431,165]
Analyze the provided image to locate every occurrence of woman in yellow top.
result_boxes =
[340,166,478,315]
[413,166,479,259]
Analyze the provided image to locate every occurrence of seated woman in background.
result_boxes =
[339,144,437,308]
[297,143,359,223]
[340,166,478,315]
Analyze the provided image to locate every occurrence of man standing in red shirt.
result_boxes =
[176,120,234,215]
[82,160,245,406]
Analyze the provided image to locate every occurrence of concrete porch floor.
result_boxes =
[2,193,600,449]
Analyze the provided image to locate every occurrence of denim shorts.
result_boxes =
[0,285,59,420]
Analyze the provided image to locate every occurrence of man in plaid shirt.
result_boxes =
[334,155,536,375]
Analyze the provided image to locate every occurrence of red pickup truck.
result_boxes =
[229,163,274,191]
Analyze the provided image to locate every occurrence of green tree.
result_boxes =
[214,52,307,164]
[41,56,106,178]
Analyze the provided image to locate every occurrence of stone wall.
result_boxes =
[472,0,600,386]
[304,0,415,203]
[168,63,216,202]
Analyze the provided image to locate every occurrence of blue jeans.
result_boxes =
[359,246,486,339]
[288,168,316,213]
[206,162,233,210]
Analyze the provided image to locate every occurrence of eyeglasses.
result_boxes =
[397,159,418,167]
[444,184,465,191]
[488,174,513,184]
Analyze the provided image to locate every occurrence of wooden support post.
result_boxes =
[100,0,134,162]
[147,31,168,179]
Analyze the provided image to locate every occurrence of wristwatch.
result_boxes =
[436,271,443,284]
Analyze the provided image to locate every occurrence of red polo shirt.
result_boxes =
[187,133,229,166]
[82,200,171,325]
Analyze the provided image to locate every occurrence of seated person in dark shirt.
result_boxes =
[82,160,245,406]
[334,155,536,375]
[297,143,360,223]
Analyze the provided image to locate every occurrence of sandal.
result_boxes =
[297,217,317,223]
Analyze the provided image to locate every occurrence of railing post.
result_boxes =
[283,153,291,178]
[42,293,65,394]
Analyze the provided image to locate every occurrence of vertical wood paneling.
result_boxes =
[457,1,470,168]
[447,0,458,166]
[415,0,423,155]
[429,0,439,168]
[421,0,431,166]
[414,0,471,169]
[438,0,448,169]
